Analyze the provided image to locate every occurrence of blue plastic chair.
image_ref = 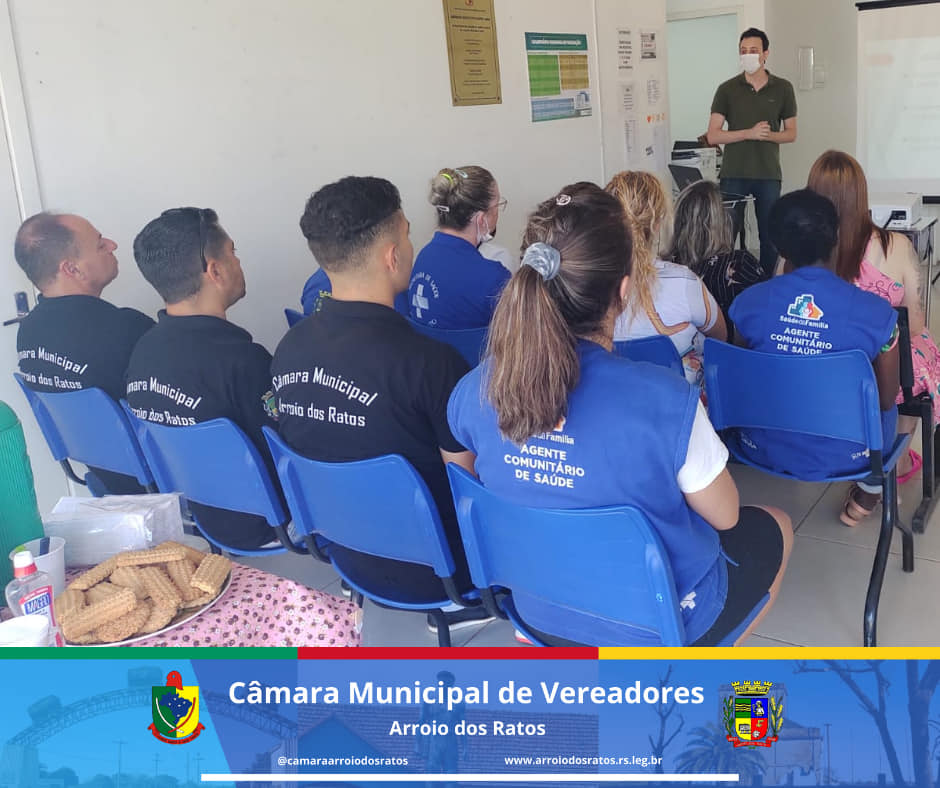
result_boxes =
[703,339,912,647]
[446,464,766,647]
[123,406,304,557]
[263,427,479,646]
[406,320,488,367]
[613,335,684,377]
[284,308,305,328]
[14,373,154,492]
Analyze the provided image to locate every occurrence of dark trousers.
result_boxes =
[720,177,781,277]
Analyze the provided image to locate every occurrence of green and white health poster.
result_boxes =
[524,32,592,122]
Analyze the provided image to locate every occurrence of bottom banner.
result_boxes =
[2,655,938,787]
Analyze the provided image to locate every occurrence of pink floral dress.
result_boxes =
[855,248,940,425]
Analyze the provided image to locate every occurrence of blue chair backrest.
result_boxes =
[446,464,685,646]
[284,308,304,328]
[14,374,153,486]
[125,408,286,526]
[406,320,488,367]
[263,427,455,577]
[613,335,684,377]
[703,339,883,450]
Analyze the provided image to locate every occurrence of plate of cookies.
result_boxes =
[55,541,233,646]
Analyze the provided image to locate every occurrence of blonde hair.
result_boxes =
[428,166,495,230]
[604,171,671,320]
[486,184,632,444]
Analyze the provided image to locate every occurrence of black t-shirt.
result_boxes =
[16,295,154,400]
[271,298,470,578]
[16,294,155,494]
[125,311,278,550]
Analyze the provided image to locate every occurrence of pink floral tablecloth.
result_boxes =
[59,563,361,648]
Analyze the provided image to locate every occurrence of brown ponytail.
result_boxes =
[429,166,496,229]
[486,183,632,444]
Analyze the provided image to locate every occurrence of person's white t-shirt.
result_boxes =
[614,258,720,385]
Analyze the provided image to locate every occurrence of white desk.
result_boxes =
[895,216,937,326]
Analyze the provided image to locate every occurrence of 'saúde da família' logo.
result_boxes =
[722,681,784,748]
[149,671,205,744]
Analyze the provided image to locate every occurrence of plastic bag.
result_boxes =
[43,494,185,568]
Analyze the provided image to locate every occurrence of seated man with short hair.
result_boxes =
[126,207,279,550]
[14,212,155,494]
[273,175,490,632]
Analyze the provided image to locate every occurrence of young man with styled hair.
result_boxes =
[126,207,279,550]
[707,27,798,277]
[273,175,490,635]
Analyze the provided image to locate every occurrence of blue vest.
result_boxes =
[730,265,898,478]
[448,340,726,642]
[408,232,510,329]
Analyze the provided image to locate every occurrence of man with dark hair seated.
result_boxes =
[272,175,491,634]
[14,212,155,494]
[730,189,900,526]
[125,208,279,550]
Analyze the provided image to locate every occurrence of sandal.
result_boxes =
[840,484,880,527]
[898,450,923,485]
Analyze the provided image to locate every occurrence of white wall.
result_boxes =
[0,1,68,513]
[667,13,739,142]
[764,0,858,192]
[595,0,670,181]
[2,0,667,506]
[667,0,764,30]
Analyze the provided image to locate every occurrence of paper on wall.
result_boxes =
[617,29,633,71]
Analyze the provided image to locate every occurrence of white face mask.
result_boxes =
[740,53,761,74]
[477,215,493,246]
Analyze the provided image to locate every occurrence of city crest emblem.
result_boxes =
[723,681,783,748]
[148,671,205,744]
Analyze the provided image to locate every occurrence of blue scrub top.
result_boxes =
[730,265,898,478]
[301,268,408,316]
[408,232,510,329]
[448,340,726,643]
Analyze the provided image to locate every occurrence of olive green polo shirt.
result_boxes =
[711,70,797,181]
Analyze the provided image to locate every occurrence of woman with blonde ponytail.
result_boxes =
[605,171,727,386]
[407,165,511,329]
[447,182,791,646]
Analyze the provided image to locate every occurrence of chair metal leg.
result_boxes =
[429,609,451,647]
[864,470,898,646]
[913,405,937,534]
[898,491,915,575]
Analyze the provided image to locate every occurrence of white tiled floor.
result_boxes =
[237,265,940,648]
[236,460,940,648]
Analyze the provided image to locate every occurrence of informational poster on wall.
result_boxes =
[617,28,633,71]
[524,32,592,122]
[442,0,502,106]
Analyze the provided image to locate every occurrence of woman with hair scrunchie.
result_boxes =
[447,182,792,646]
[407,166,510,330]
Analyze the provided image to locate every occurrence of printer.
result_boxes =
[869,193,923,230]
[671,143,719,182]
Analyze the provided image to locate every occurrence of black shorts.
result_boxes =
[692,505,784,646]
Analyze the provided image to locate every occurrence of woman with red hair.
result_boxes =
[808,150,940,512]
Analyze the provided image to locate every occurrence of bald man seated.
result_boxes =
[14,212,155,493]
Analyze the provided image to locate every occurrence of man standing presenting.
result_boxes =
[707,27,797,277]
